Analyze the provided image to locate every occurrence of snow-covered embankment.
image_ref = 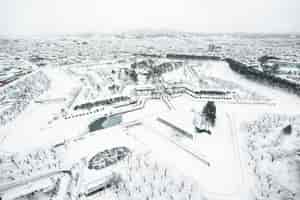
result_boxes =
[0,71,50,126]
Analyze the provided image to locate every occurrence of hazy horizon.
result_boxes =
[1,0,300,36]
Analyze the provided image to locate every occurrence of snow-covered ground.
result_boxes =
[1,59,300,200]
[239,113,300,199]
[199,61,300,112]
[0,67,80,151]
[197,61,300,199]
[95,153,207,200]
[126,113,243,199]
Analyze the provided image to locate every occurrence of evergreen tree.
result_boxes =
[202,101,216,126]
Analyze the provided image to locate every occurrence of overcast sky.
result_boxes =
[0,0,299,35]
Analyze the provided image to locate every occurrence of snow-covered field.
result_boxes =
[126,112,243,199]
[0,67,80,151]
[1,58,300,200]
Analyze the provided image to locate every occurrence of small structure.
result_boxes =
[193,111,211,135]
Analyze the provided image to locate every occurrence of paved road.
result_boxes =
[226,113,251,200]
